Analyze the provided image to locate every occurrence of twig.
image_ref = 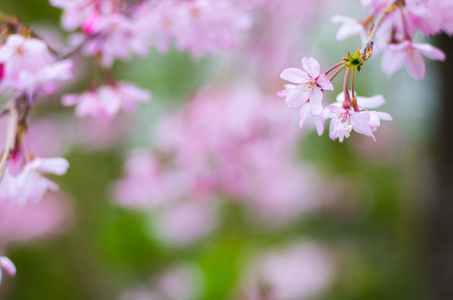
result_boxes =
[0,104,18,183]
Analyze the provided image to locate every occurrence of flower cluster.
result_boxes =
[0,34,72,103]
[48,0,255,121]
[339,0,448,79]
[279,56,392,142]
[279,0,450,142]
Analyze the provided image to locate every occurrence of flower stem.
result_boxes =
[343,68,351,107]
[361,2,396,56]
[324,62,345,76]
[0,104,18,184]
[329,65,346,82]
[351,68,360,112]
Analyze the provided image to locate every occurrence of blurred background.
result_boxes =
[0,0,448,299]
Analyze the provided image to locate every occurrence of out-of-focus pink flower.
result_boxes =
[143,0,252,57]
[50,0,94,31]
[239,242,334,300]
[153,201,218,246]
[279,57,333,135]
[114,85,324,232]
[62,82,151,120]
[0,256,16,284]
[331,15,368,43]
[327,93,392,142]
[0,157,69,204]
[119,264,204,300]
[52,0,153,67]
[381,40,445,79]
[0,193,72,246]
[0,34,72,100]
[52,0,252,64]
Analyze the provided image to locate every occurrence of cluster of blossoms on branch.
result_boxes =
[0,0,258,283]
[279,0,451,142]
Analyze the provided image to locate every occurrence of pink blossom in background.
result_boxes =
[238,242,334,300]
[52,0,254,62]
[114,150,191,208]
[236,0,323,85]
[0,193,72,246]
[381,40,445,79]
[119,264,204,300]
[62,82,151,120]
[0,34,72,100]
[142,0,252,57]
[51,0,152,66]
[152,201,219,246]
[331,15,368,43]
[114,84,325,234]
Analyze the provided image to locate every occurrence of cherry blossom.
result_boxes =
[279,57,334,135]
[143,0,252,57]
[62,82,151,120]
[382,40,445,79]
[239,243,334,300]
[0,34,73,100]
[331,15,368,43]
[327,93,392,142]
[0,157,69,204]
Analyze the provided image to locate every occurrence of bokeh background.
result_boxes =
[0,0,448,299]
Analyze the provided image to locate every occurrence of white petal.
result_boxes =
[280,68,309,84]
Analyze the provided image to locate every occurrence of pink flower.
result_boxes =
[153,201,219,246]
[0,193,72,246]
[327,106,373,142]
[331,15,368,43]
[0,34,72,99]
[279,57,333,134]
[241,243,334,300]
[62,82,151,120]
[50,0,94,31]
[0,157,69,204]
[0,256,16,284]
[381,40,445,79]
[327,93,392,142]
[144,0,252,57]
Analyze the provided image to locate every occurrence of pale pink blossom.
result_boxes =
[82,8,152,67]
[240,243,334,300]
[144,0,252,57]
[327,105,373,142]
[279,57,333,134]
[153,201,218,246]
[114,85,320,229]
[434,0,453,35]
[327,93,392,142]
[0,34,72,99]
[50,0,95,31]
[0,193,72,246]
[52,0,153,66]
[381,40,445,79]
[62,82,151,120]
[119,264,204,300]
[0,256,16,284]
[0,157,69,204]
[331,15,368,43]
